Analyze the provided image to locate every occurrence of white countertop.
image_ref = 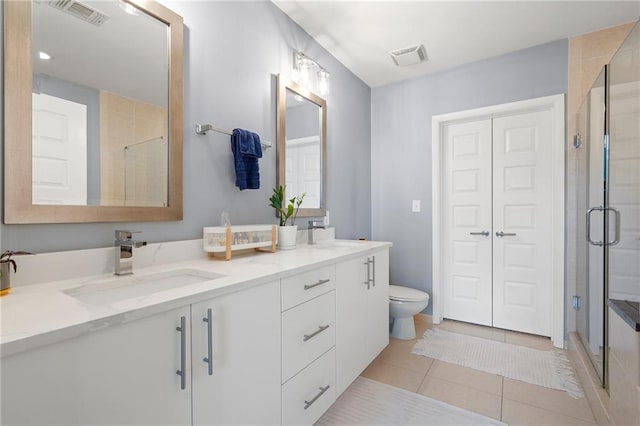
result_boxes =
[0,239,391,357]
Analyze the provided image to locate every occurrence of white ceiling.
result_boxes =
[273,1,640,87]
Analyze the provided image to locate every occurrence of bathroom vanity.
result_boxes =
[0,239,390,425]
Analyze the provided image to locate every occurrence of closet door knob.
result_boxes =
[469,231,490,237]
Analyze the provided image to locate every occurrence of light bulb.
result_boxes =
[317,69,330,96]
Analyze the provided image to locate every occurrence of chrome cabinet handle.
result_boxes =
[176,316,186,390]
[304,279,331,290]
[202,308,213,376]
[496,231,516,238]
[363,260,371,289]
[303,324,330,342]
[371,256,376,287]
[364,258,374,288]
[470,230,490,237]
[304,385,330,410]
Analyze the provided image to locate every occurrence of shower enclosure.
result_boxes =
[573,22,640,387]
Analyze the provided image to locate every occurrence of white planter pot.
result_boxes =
[277,225,298,250]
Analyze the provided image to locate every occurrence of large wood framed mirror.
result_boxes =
[276,75,327,217]
[3,0,183,223]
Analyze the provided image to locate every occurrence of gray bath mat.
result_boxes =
[412,328,584,398]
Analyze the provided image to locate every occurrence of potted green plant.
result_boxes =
[0,250,34,296]
[269,185,306,250]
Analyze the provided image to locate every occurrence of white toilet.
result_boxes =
[389,285,430,340]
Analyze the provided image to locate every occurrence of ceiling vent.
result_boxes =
[389,44,428,67]
[48,0,110,26]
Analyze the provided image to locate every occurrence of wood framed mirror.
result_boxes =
[276,75,327,218]
[3,0,183,224]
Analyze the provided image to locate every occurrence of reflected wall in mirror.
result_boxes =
[276,75,326,217]
[4,0,183,223]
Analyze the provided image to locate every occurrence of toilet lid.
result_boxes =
[389,285,429,302]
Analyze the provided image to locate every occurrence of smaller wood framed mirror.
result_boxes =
[276,75,327,218]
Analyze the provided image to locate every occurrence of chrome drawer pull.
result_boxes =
[202,308,213,376]
[176,316,186,390]
[303,324,330,342]
[304,385,330,410]
[496,231,516,238]
[304,278,331,290]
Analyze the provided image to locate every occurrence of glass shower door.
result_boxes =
[575,68,607,385]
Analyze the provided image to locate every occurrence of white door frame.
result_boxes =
[431,94,565,348]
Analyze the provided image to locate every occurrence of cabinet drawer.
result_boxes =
[282,291,335,382]
[282,347,336,426]
[282,265,335,311]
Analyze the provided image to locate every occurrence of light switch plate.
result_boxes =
[412,200,421,212]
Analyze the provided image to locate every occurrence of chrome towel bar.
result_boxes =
[195,123,272,149]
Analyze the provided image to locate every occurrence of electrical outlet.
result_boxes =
[412,200,421,213]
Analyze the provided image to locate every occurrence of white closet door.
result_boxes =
[32,93,87,205]
[492,110,553,336]
[442,120,493,326]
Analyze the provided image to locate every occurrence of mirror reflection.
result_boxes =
[31,0,168,207]
[285,89,321,208]
[277,75,327,218]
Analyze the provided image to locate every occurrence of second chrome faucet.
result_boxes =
[114,230,147,275]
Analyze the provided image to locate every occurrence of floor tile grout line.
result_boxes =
[417,370,504,398]
[502,396,597,423]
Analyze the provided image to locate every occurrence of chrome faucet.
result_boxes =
[114,230,147,275]
[308,220,328,245]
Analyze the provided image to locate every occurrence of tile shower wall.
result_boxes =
[0,1,372,253]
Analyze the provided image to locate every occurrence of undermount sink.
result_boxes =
[315,240,367,250]
[63,268,224,305]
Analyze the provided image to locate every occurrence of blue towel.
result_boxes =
[231,128,262,190]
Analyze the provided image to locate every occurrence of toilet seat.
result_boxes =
[389,285,429,302]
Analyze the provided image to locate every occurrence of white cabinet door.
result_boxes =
[191,281,281,426]
[336,249,390,396]
[367,250,390,362]
[442,119,493,326]
[1,306,192,426]
[336,254,370,395]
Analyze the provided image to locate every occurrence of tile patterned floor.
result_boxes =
[360,315,596,425]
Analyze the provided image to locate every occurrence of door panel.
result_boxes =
[442,120,493,326]
[492,110,553,336]
[32,93,87,205]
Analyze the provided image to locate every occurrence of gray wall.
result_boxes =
[0,1,372,253]
[286,102,319,140]
[371,40,568,313]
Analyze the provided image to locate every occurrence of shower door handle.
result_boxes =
[605,207,621,246]
[586,206,605,246]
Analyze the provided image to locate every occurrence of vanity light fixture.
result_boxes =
[292,51,330,97]
[38,51,52,60]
